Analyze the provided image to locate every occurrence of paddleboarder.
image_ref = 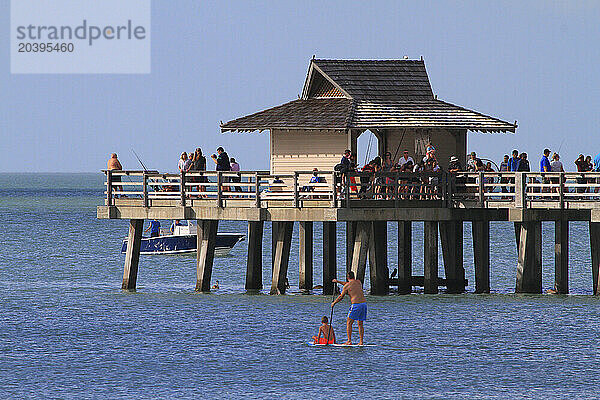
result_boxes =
[312,316,336,344]
[332,271,367,345]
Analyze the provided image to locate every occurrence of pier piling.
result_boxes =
[122,219,143,290]
[346,221,357,274]
[351,221,370,284]
[323,222,337,295]
[245,221,264,291]
[515,221,542,293]
[472,220,490,294]
[299,221,313,292]
[440,221,465,293]
[554,219,569,294]
[369,221,389,295]
[270,221,293,294]
[397,221,413,294]
[196,220,218,292]
[590,222,600,295]
[424,221,439,294]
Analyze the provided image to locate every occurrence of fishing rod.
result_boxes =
[364,134,373,166]
[557,138,566,155]
[131,149,148,172]
[131,149,163,193]
[326,284,337,346]
[391,129,407,163]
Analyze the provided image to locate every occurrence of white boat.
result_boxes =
[121,220,245,256]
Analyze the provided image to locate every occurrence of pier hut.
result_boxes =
[220,58,517,172]
[99,58,600,297]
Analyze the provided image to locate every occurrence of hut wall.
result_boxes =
[270,129,347,175]
[385,128,467,170]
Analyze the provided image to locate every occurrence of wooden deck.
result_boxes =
[98,169,600,296]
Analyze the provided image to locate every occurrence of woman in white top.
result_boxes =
[178,152,188,173]
[550,153,564,193]
[550,153,564,172]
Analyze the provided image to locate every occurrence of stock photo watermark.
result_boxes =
[11,0,151,74]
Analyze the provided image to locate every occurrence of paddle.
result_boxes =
[326,283,337,345]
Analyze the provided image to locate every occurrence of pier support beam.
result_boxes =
[346,221,357,274]
[590,222,600,295]
[554,219,569,294]
[472,220,490,294]
[271,221,279,270]
[440,221,465,293]
[196,220,219,292]
[323,222,337,295]
[369,221,389,295]
[245,221,264,292]
[423,221,438,294]
[515,221,542,293]
[271,222,293,294]
[122,219,143,290]
[351,221,370,284]
[397,221,412,294]
[299,222,313,292]
[514,222,522,253]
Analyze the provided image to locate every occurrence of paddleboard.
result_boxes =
[307,342,376,347]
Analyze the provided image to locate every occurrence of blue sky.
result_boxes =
[2,0,599,172]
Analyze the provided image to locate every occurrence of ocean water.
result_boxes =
[1,173,600,399]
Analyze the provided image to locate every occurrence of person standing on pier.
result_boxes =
[518,153,530,172]
[332,271,367,345]
[229,157,242,193]
[107,153,123,195]
[178,152,188,173]
[499,155,509,194]
[212,147,231,192]
[397,150,414,169]
[594,152,600,194]
[540,149,552,194]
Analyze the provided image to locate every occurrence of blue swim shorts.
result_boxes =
[347,302,367,321]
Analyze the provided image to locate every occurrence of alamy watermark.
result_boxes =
[11,0,151,74]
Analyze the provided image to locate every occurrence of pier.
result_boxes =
[98,169,600,295]
[98,58,600,295]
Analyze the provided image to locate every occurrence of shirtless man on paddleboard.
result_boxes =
[332,271,367,345]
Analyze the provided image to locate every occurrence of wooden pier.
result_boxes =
[99,57,600,295]
[98,169,600,295]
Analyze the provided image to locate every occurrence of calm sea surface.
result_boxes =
[1,173,600,399]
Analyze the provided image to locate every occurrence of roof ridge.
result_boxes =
[313,59,424,63]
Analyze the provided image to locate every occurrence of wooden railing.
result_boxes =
[103,170,600,209]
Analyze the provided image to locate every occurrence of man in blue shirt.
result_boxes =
[508,150,520,172]
[594,152,600,193]
[540,149,551,172]
[507,150,520,193]
[540,149,551,193]
[145,219,161,238]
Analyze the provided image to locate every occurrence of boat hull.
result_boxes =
[121,233,245,256]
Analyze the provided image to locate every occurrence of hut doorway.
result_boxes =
[356,130,379,168]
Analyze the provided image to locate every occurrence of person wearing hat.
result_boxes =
[448,156,462,173]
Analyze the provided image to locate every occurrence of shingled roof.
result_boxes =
[221,58,517,133]
[220,98,353,131]
[306,59,434,100]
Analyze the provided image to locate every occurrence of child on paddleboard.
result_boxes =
[312,316,336,344]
